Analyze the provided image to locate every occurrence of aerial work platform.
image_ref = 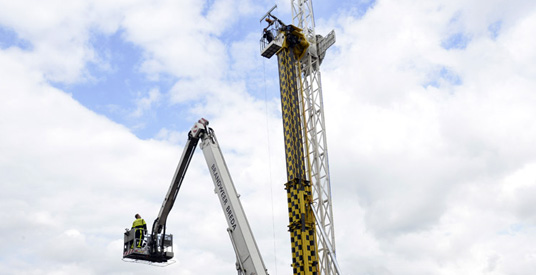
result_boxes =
[123,228,174,263]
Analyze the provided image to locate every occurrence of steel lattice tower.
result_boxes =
[291,1,338,274]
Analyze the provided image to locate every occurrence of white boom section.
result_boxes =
[199,125,269,275]
[291,1,339,274]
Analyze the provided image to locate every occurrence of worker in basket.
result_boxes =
[132,214,147,248]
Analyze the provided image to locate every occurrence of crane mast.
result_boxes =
[278,24,319,275]
[260,1,338,274]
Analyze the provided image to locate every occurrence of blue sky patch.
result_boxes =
[314,0,375,19]
[0,25,33,50]
[350,0,377,18]
[424,66,462,88]
[498,223,527,236]
[53,30,182,139]
[439,67,462,86]
[488,21,502,40]
[441,32,471,50]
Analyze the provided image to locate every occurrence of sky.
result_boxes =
[1,0,536,274]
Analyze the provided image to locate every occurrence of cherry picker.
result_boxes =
[123,118,269,275]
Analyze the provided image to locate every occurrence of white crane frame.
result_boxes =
[291,1,339,274]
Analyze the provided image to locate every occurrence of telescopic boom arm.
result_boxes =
[152,119,207,235]
[199,124,269,275]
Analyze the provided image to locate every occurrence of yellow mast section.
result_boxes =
[276,25,319,275]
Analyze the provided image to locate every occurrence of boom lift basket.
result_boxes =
[260,15,284,59]
[123,229,174,263]
[260,30,283,59]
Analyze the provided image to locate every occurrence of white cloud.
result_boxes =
[0,1,101,83]
[322,0,536,273]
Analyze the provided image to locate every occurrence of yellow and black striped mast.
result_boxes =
[277,24,319,275]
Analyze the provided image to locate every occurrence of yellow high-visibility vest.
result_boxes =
[132,218,146,228]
